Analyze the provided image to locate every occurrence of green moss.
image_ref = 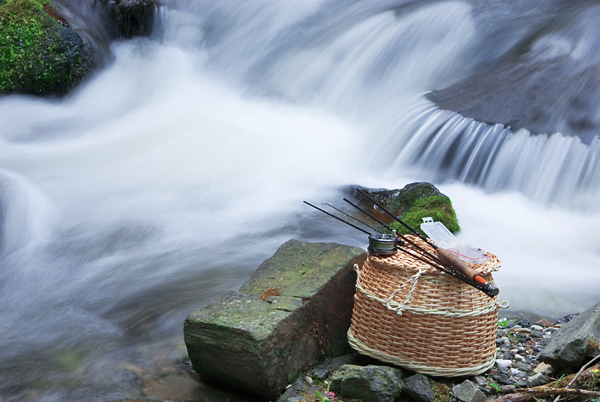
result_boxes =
[0,0,86,95]
[390,196,460,236]
[430,380,450,402]
[239,241,364,299]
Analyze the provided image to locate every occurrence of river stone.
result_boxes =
[451,380,486,402]
[184,240,366,400]
[426,2,600,145]
[0,2,95,96]
[344,183,459,235]
[526,373,550,388]
[402,373,435,402]
[538,301,600,370]
[352,182,446,218]
[329,365,403,402]
[102,0,156,38]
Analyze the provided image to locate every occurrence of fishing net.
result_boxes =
[348,235,506,377]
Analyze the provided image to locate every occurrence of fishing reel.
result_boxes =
[368,232,404,256]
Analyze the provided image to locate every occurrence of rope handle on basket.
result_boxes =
[354,264,510,313]
[497,300,510,309]
[385,268,427,316]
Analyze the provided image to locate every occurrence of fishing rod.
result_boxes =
[354,189,499,297]
[305,201,405,257]
[343,198,393,232]
[343,196,454,269]
[305,199,497,296]
[346,191,456,269]
[394,246,493,294]
[324,203,383,234]
[356,189,431,244]
[340,198,493,294]
[303,201,372,235]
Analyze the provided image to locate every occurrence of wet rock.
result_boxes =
[346,182,459,235]
[556,313,580,325]
[451,380,486,402]
[0,1,96,96]
[103,0,155,38]
[311,368,330,380]
[515,362,532,372]
[184,240,365,400]
[517,319,532,327]
[533,362,553,375]
[403,373,435,402]
[495,374,512,385]
[473,376,488,388]
[353,182,446,217]
[499,384,516,394]
[495,360,513,369]
[426,3,600,145]
[277,384,306,402]
[526,373,550,388]
[537,319,552,328]
[539,301,600,370]
[329,365,403,402]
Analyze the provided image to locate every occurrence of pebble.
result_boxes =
[496,360,513,369]
[474,376,488,387]
[527,373,551,388]
[517,319,531,327]
[482,316,560,392]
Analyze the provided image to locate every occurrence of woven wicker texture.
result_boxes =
[349,236,501,377]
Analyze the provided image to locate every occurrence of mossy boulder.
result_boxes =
[184,240,366,400]
[390,195,459,236]
[0,0,95,96]
[351,182,460,236]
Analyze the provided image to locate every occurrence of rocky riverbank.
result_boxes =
[109,311,599,402]
[178,237,600,402]
[276,314,590,402]
[110,183,600,402]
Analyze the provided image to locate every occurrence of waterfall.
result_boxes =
[382,102,600,208]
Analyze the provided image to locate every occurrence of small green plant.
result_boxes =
[552,374,565,387]
[489,382,501,393]
[314,390,335,402]
[498,318,509,327]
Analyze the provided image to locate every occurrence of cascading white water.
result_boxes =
[383,102,600,207]
[1,1,599,401]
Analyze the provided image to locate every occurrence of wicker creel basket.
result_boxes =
[348,235,505,377]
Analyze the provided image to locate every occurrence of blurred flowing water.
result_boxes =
[1,1,600,400]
